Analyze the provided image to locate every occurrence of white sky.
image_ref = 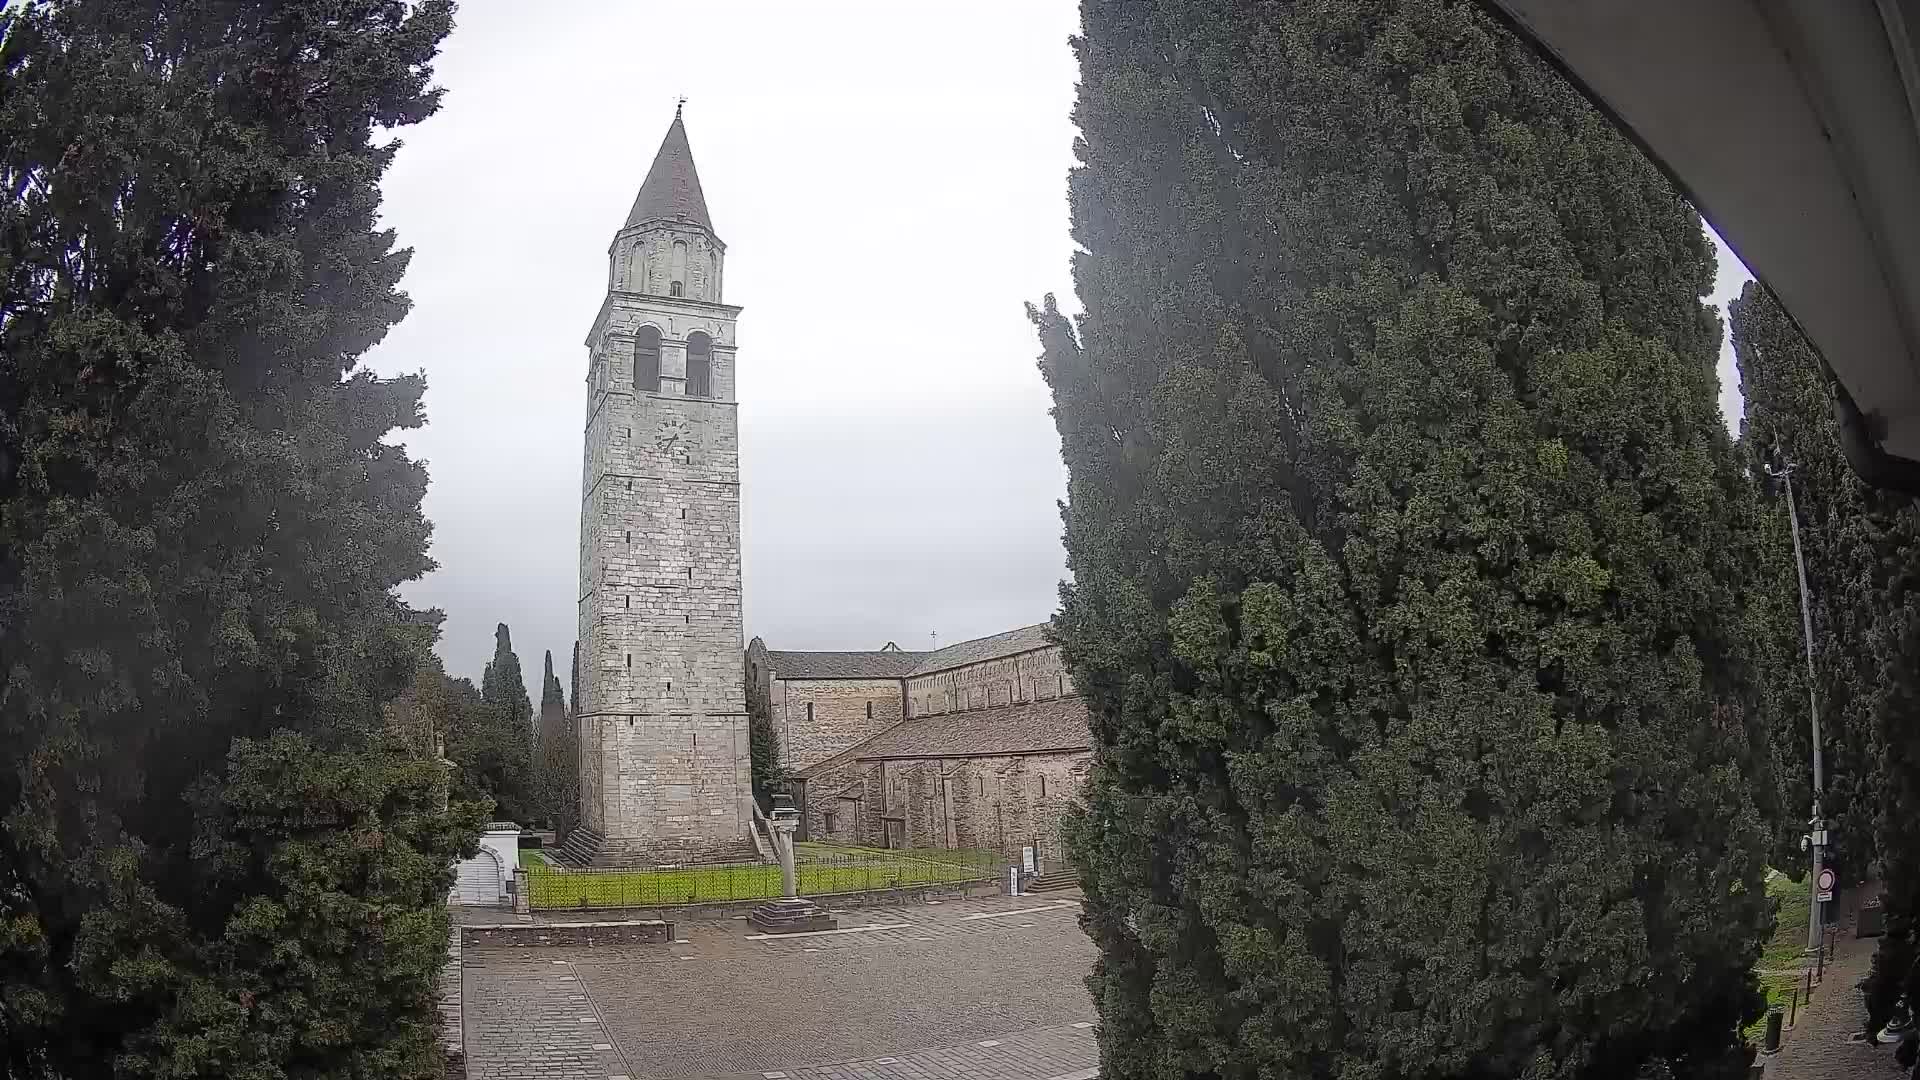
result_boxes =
[365,0,1753,682]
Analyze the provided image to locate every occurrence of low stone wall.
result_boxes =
[462,918,675,949]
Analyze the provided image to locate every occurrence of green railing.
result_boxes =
[523,846,1000,911]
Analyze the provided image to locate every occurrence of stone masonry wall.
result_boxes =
[576,220,749,860]
[905,646,1071,718]
[800,751,1089,860]
[770,676,906,773]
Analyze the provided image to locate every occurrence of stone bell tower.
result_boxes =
[567,107,752,866]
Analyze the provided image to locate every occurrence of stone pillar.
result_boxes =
[776,819,798,898]
[748,795,836,934]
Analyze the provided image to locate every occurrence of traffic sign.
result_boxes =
[1816,868,1836,902]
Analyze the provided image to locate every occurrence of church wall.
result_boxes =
[905,645,1071,718]
[770,676,906,773]
[798,749,1089,860]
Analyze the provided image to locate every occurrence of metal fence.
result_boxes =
[524,846,1001,911]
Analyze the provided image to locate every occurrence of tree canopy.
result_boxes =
[0,1,471,1076]
[1035,2,1775,1077]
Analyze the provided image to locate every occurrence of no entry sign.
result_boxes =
[1816,868,1836,902]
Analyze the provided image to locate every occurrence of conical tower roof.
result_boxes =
[624,110,713,233]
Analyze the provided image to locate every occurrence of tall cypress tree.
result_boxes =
[480,622,533,732]
[1034,2,1774,1077]
[1731,281,1907,883]
[534,649,577,834]
[0,2,470,1076]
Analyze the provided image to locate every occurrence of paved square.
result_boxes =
[462,895,1098,1080]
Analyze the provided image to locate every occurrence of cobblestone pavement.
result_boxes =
[1762,907,1904,1080]
[462,895,1098,1080]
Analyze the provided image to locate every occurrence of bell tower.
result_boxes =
[569,107,751,866]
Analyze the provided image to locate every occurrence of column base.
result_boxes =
[748,897,838,934]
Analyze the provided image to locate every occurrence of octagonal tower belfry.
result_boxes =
[567,108,752,866]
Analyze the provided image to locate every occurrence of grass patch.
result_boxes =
[522,843,999,910]
[1744,872,1814,1041]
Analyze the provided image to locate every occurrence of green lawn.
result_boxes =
[520,844,1000,910]
[1746,872,1814,1040]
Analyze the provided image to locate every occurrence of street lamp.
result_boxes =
[1764,455,1828,955]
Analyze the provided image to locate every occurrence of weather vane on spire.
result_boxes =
[675,95,686,119]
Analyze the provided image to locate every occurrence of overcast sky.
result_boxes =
[365,1,1753,683]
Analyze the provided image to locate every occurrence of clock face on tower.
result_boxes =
[654,415,691,461]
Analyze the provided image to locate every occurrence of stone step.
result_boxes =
[1026,869,1079,894]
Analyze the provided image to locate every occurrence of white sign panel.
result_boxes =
[1022,846,1036,874]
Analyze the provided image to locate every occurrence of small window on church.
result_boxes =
[1040,775,1048,799]
[686,331,712,397]
[623,595,629,609]
[670,280,684,297]
[824,811,837,834]
[635,325,661,393]
[805,702,814,723]
[866,701,873,720]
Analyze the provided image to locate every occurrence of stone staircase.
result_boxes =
[1025,867,1080,894]
[554,825,606,867]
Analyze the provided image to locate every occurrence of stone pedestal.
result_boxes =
[748,896,838,934]
[747,797,836,933]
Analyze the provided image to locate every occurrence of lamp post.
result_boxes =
[1766,457,1827,954]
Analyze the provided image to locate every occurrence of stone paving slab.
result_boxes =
[699,1022,1098,1080]
[462,892,1098,1080]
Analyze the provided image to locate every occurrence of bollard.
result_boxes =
[1762,1008,1784,1054]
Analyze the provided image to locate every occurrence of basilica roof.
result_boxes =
[906,623,1053,677]
[625,110,714,233]
[762,649,926,680]
[797,696,1090,775]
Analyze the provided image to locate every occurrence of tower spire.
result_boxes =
[625,110,713,233]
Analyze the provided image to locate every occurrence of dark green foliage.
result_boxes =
[480,622,533,733]
[442,675,531,827]
[1036,2,1774,1077]
[0,1,464,1076]
[569,641,582,718]
[744,652,785,810]
[533,650,577,835]
[1730,281,1912,883]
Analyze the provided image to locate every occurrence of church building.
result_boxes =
[568,112,1086,867]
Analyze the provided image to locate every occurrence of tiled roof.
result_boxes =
[908,624,1054,676]
[798,696,1090,775]
[764,649,926,680]
[625,113,713,232]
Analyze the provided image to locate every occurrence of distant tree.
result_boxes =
[0,1,465,1076]
[1035,3,1774,1078]
[570,640,582,717]
[744,642,785,809]
[440,674,522,821]
[480,622,534,733]
[533,650,578,835]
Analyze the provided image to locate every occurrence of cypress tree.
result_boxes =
[480,622,533,732]
[0,2,469,1076]
[534,649,577,835]
[452,624,534,823]
[1730,281,1908,883]
[570,640,582,718]
[1034,3,1774,1077]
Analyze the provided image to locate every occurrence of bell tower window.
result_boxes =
[670,239,688,296]
[686,331,712,398]
[635,325,661,393]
